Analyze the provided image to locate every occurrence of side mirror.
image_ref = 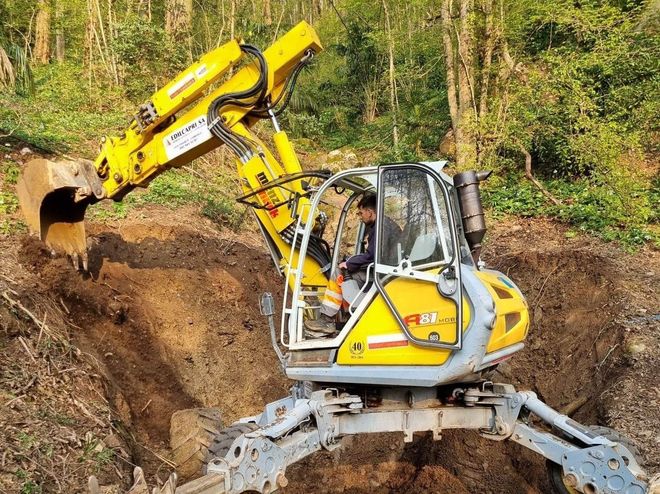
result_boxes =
[259,292,275,316]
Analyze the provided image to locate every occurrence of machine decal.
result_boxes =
[349,340,365,356]
[163,115,212,160]
[168,72,196,99]
[404,311,441,326]
[256,172,280,218]
[367,334,409,349]
[498,276,515,289]
[195,64,208,78]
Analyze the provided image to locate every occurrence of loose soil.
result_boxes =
[2,200,658,493]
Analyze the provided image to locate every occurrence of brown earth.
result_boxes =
[2,201,659,493]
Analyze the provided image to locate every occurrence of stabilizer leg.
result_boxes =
[509,391,648,494]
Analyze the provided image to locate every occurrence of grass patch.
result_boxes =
[80,435,115,473]
[0,158,27,235]
[0,63,128,153]
[87,166,245,229]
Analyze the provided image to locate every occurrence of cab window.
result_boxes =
[379,167,453,268]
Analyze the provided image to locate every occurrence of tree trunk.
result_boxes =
[264,0,272,26]
[313,0,322,18]
[479,0,495,119]
[455,0,477,168]
[382,0,399,151]
[440,0,482,168]
[53,0,65,62]
[165,0,193,45]
[34,0,51,64]
[229,0,235,39]
[440,0,458,134]
[518,142,561,206]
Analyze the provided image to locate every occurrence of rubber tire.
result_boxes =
[169,408,223,480]
[547,425,641,494]
[202,422,260,475]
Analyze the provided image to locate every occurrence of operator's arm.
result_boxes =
[345,224,375,272]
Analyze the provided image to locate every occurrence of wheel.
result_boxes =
[169,408,223,480]
[547,425,641,494]
[203,422,260,474]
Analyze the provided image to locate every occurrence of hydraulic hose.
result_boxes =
[207,44,269,160]
[248,50,314,119]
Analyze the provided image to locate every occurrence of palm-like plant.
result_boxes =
[0,42,34,94]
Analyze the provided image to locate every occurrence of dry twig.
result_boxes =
[140,399,153,413]
[18,336,36,363]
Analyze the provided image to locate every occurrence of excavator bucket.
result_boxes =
[17,158,105,270]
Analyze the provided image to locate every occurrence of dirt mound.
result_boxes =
[16,208,289,485]
[7,210,659,492]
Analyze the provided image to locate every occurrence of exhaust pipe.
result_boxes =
[453,170,492,265]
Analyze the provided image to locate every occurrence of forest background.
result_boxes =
[0,0,658,246]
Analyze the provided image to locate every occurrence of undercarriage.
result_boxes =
[161,382,648,494]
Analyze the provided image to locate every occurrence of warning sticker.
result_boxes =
[163,116,212,161]
[168,72,196,100]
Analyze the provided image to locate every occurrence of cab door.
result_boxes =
[337,163,466,366]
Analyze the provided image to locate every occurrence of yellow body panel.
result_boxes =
[337,275,470,366]
[476,271,530,354]
[149,40,243,131]
[273,131,303,174]
[234,125,325,287]
[95,21,322,200]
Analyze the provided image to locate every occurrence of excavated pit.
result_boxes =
[14,209,659,493]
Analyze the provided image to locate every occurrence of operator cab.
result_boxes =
[281,162,465,361]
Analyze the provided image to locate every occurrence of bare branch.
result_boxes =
[517,141,562,206]
[440,0,458,131]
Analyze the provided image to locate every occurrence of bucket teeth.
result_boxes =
[69,252,89,272]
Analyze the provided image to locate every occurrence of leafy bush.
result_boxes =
[0,63,127,152]
[482,171,658,247]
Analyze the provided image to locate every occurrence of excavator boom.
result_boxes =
[17,21,322,273]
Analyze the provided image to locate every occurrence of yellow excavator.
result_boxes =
[17,21,650,494]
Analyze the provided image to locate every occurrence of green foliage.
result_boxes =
[0,0,656,247]
[482,0,660,246]
[505,0,659,173]
[20,481,42,494]
[0,0,34,94]
[80,435,115,473]
[2,159,19,184]
[17,431,36,449]
[0,43,34,94]
[483,171,658,247]
[87,167,243,229]
[0,158,26,234]
[8,435,51,492]
[0,63,127,152]
[201,197,245,229]
[112,15,187,101]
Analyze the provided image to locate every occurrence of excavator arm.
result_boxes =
[17,21,329,284]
